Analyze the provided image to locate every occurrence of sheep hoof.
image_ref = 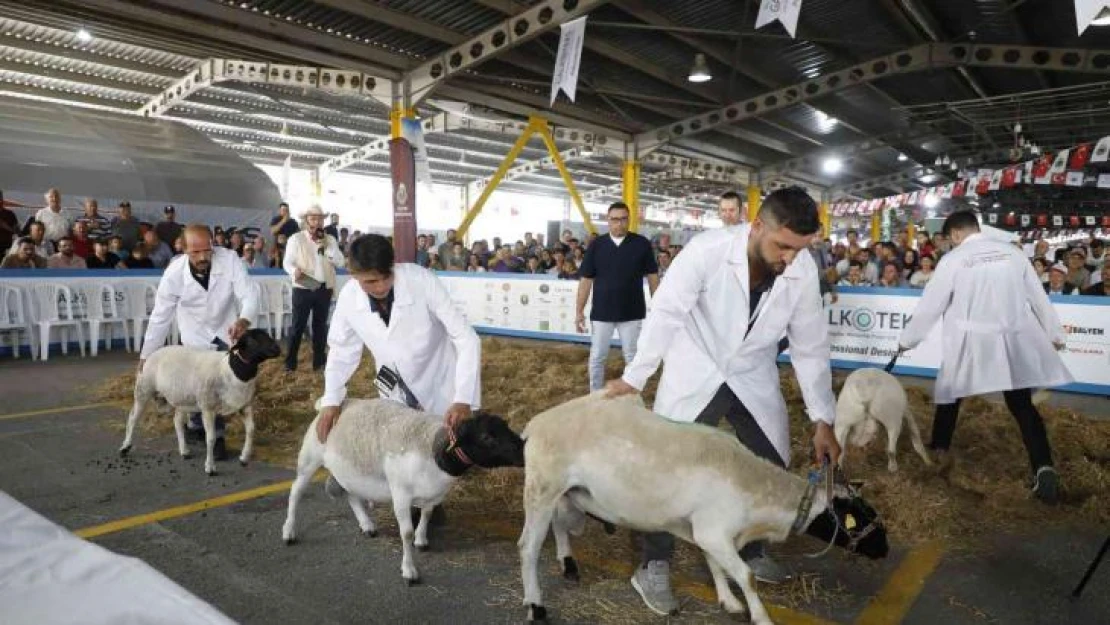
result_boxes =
[239,459,248,467]
[283,537,297,546]
[526,604,548,622]
[119,445,131,457]
[181,451,192,459]
[562,556,580,582]
[404,575,421,586]
[362,529,378,538]
[720,602,749,621]
[206,469,218,477]
[416,543,429,552]
[602,521,616,535]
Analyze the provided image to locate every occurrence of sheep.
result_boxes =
[281,398,525,585]
[118,329,282,476]
[518,392,889,625]
[834,368,931,473]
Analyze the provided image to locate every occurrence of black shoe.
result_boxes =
[1032,466,1059,504]
[212,437,228,461]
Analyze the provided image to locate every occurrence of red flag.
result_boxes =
[952,179,968,197]
[1069,215,1080,227]
[1001,167,1018,188]
[1102,214,1110,227]
[1069,143,1091,169]
[1004,212,1017,227]
[1032,155,1052,183]
[1036,214,1048,227]
[975,172,992,195]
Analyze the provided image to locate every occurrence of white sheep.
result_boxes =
[834,368,931,473]
[118,329,282,475]
[518,392,889,625]
[281,398,525,584]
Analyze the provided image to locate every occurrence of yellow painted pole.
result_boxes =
[536,123,597,235]
[906,221,916,249]
[622,160,641,232]
[747,183,761,222]
[819,200,831,238]
[870,211,881,244]
[455,119,541,239]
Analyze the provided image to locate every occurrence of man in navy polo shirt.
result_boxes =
[576,202,660,391]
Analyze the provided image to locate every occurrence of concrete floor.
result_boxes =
[1,349,1107,625]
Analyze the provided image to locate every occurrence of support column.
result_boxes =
[622,160,641,232]
[818,196,831,239]
[747,180,761,222]
[906,220,916,250]
[389,97,418,262]
[870,211,881,245]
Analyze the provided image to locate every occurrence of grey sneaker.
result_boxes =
[1032,466,1059,504]
[631,560,679,616]
[746,554,793,584]
[324,475,347,499]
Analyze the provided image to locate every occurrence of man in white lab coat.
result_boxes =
[140,225,259,459]
[606,188,840,615]
[897,210,1072,504]
[314,233,481,444]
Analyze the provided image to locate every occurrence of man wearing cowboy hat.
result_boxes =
[283,204,345,372]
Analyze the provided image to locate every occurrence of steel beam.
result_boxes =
[408,0,609,102]
[757,127,937,179]
[637,43,1110,151]
[829,166,943,197]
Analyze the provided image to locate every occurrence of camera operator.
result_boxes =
[282,205,345,372]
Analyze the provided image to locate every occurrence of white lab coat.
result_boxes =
[898,232,1073,404]
[140,247,259,359]
[321,263,481,414]
[622,224,836,464]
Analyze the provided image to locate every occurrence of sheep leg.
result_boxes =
[699,536,771,625]
[201,410,218,476]
[551,499,580,581]
[904,410,932,466]
[282,428,325,545]
[705,552,747,617]
[347,495,377,537]
[884,417,904,473]
[119,396,148,455]
[389,488,421,584]
[413,506,434,551]
[173,410,190,458]
[519,502,557,622]
[239,405,255,466]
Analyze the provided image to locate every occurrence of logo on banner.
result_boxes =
[829,307,911,332]
[395,182,409,209]
[1065,324,1105,336]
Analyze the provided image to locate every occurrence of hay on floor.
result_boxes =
[95,337,1110,604]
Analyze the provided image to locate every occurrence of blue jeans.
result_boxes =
[588,320,643,392]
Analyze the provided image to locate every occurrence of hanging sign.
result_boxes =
[755,0,804,38]
[1075,1,1110,35]
[401,117,433,189]
[550,17,588,105]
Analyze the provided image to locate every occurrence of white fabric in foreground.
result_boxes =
[0,490,236,625]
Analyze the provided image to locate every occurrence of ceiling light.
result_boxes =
[76,29,92,43]
[822,157,843,174]
[1093,8,1110,26]
[815,110,838,128]
[897,153,908,161]
[688,53,712,83]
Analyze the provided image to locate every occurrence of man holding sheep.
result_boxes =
[139,224,259,461]
[606,187,839,615]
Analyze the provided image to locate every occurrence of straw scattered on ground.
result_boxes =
[95,337,1110,606]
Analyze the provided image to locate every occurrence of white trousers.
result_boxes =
[588,319,643,392]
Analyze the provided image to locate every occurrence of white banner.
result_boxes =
[2,273,1107,395]
[550,17,587,106]
[1075,0,1110,34]
[755,0,804,38]
[280,153,291,200]
[401,117,433,189]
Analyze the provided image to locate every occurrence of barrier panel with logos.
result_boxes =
[1,270,1106,395]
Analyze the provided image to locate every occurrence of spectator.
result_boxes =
[242,245,259,269]
[415,234,430,267]
[155,205,184,247]
[900,249,919,282]
[1065,249,1090,290]
[324,213,340,239]
[1081,264,1110,296]
[438,228,458,259]
[1,237,47,269]
[1031,257,1049,283]
[121,244,155,269]
[718,191,743,226]
[444,242,467,271]
[657,249,672,278]
[0,190,19,254]
[524,256,544,274]
[77,198,112,242]
[427,250,444,271]
[466,253,486,272]
[338,227,350,253]
[36,188,71,244]
[838,260,865,286]
[86,238,124,269]
[490,246,520,272]
[22,221,55,258]
[1044,263,1074,295]
[47,236,87,269]
[111,201,141,253]
[576,202,660,392]
[877,262,905,288]
[107,235,126,259]
[214,229,228,248]
[143,230,174,268]
[547,250,566,276]
[228,231,245,256]
[909,255,935,288]
[270,202,299,239]
[282,204,345,373]
[558,258,578,280]
[70,220,92,258]
[172,235,186,257]
[248,237,268,268]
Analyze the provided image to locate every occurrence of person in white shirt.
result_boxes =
[314,233,480,445]
[35,188,71,244]
[897,211,1072,504]
[139,224,259,459]
[282,205,345,372]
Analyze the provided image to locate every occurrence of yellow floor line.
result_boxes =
[852,541,945,625]
[75,474,324,539]
[0,401,127,420]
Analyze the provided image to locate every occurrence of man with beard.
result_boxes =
[605,187,839,615]
[138,225,259,460]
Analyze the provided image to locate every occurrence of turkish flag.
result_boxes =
[1051,171,1066,186]
[1069,143,1091,169]
[975,171,993,195]
[1001,167,1018,188]
[1032,155,1052,184]
[952,179,968,197]
[1036,214,1048,227]
[1069,215,1080,227]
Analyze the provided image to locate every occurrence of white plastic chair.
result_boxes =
[255,281,276,338]
[0,285,36,359]
[79,283,131,357]
[267,281,294,340]
[31,283,86,361]
[126,283,159,353]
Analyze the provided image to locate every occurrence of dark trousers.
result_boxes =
[643,384,786,564]
[286,286,332,370]
[189,339,228,436]
[930,388,1054,473]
